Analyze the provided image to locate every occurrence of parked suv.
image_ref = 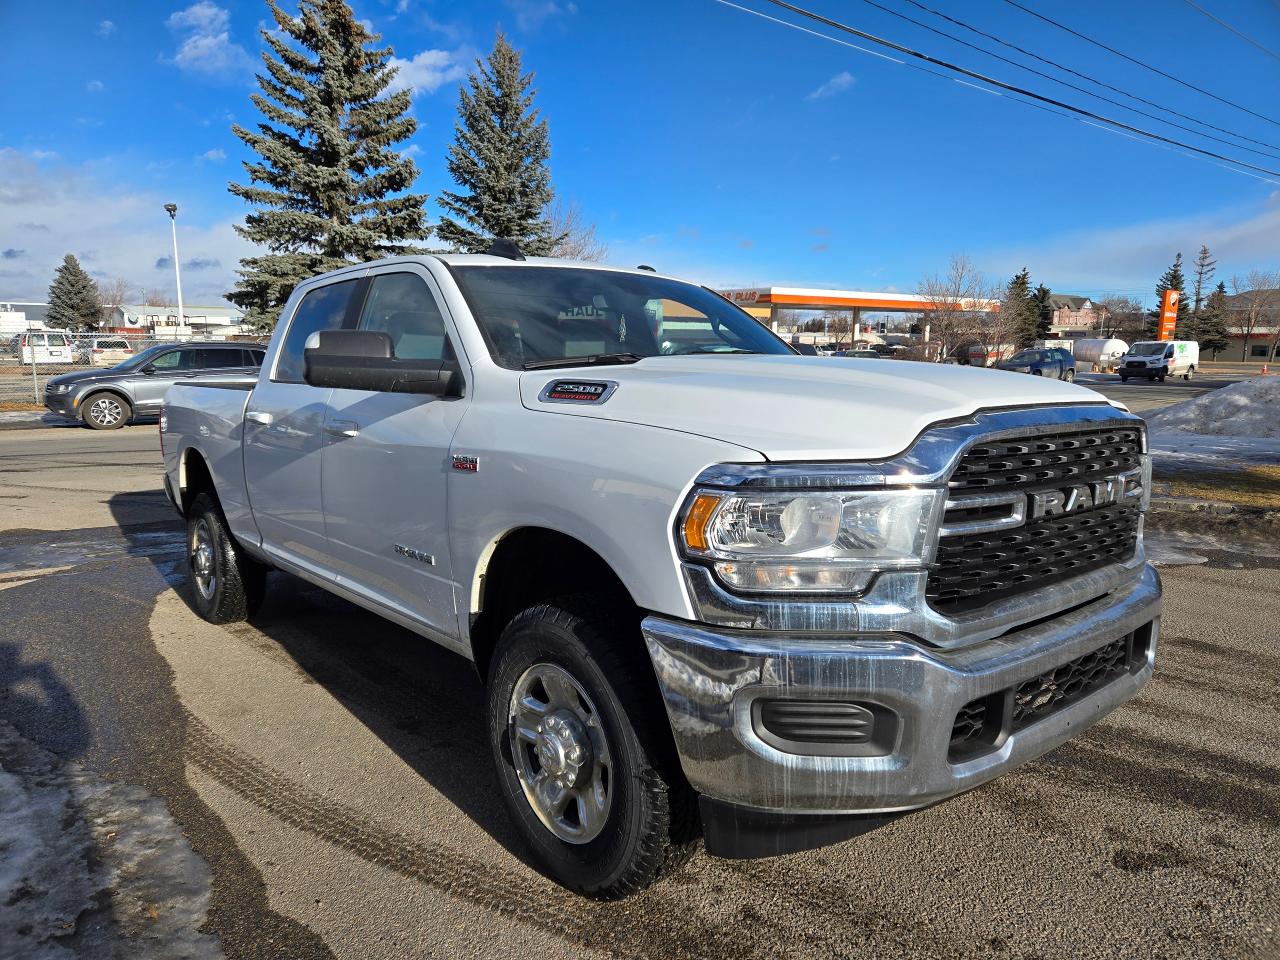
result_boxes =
[43,342,266,428]
[76,336,135,367]
[996,347,1076,380]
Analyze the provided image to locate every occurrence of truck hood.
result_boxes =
[519,355,1117,461]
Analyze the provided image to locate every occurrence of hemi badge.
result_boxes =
[395,544,435,565]
[451,455,479,472]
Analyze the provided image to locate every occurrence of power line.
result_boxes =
[738,0,1280,179]
[897,0,1280,154]
[1001,0,1280,128]
[849,0,1280,162]
[1181,0,1280,63]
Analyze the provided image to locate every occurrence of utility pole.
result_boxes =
[164,203,185,335]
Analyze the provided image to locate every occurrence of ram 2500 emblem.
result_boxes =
[1028,477,1124,519]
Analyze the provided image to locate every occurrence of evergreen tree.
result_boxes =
[1033,283,1054,339]
[46,254,103,330]
[1198,281,1230,357]
[227,0,429,328]
[1148,252,1188,339]
[1001,268,1039,348]
[437,33,559,254]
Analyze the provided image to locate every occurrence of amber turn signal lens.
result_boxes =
[682,493,721,552]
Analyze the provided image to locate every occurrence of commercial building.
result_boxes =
[105,303,247,338]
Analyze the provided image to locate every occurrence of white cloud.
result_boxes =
[388,49,466,96]
[197,148,226,162]
[396,0,410,12]
[86,80,104,93]
[505,0,576,31]
[165,2,253,77]
[97,20,116,38]
[806,71,855,101]
[980,197,1280,294]
[0,149,252,304]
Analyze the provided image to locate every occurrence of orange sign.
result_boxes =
[1158,290,1179,340]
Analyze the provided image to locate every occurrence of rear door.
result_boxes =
[243,277,361,571]
[320,267,468,640]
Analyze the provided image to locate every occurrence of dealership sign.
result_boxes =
[1158,289,1179,341]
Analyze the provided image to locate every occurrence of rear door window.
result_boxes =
[243,349,266,367]
[275,280,359,382]
[191,348,245,369]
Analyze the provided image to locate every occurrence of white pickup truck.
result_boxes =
[162,251,1162,897]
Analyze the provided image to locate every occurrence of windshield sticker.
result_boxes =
[540,380,618,404]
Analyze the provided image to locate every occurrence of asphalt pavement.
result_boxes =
[1,426,1276,960]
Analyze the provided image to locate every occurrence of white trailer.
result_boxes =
[1071,338,1129,373]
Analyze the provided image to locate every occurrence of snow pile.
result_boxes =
[1147,377,1280,439]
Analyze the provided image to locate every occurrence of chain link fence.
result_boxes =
[0,331,268,405]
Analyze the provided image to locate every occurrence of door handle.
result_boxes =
[245,410,273,425]
[325,420,359,439]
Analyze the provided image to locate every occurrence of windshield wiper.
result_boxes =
[522,353,646,370]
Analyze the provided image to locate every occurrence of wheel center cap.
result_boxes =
[536,710,590,787]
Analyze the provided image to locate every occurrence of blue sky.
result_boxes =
[2,0,1278,306]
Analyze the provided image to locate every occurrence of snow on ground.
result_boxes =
[1147,376,1280,438]
[0,720,222,959]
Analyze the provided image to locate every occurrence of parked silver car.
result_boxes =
[43,341,266,428]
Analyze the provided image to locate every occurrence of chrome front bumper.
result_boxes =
[642,563,1161,815]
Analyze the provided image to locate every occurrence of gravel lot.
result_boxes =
[0,426,1276,959]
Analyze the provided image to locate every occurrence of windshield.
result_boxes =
[1008,350,1040,363]
[449,266,793,370]
[113,344,171,370]
[1128,342,1168,356]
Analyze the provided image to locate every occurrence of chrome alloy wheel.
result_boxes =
[508,663,612,844]
[190,518,217,602]
[89,396,123,426]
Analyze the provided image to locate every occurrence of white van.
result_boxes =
[14,331,73,366]
[1118,340,1199,382]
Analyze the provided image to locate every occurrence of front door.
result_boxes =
[243,277,360,571]
[131,348,195,412]
[320,268,468,641]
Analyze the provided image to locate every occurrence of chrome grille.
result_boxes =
[948,426,1143,494]
[929,424,1144,615]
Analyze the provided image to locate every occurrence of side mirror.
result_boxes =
[303,330,459,396]
[142,364,157,375]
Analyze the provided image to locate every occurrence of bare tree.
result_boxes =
[143,289,173,308]
[548,200,608,262]
[1228,272,1280,361]
[97,277,131,329]
[916,254,1000,362]
[1098,295,1146,342]
[829,313,851,349]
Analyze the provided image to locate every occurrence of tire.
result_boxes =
[487,595,699,898]
[1064,368,1075,382]
[1119,375,1128,383]
[82,392,130,430]
[1183,365,1195,381]
[186,492,267,624]
[1031,368,1043,376]
[1157,372,1167,382]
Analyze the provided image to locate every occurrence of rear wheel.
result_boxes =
[1183,365,1195,381]
[1064,368,1075,382]
[487,595,699,898]
[186,492,267,624]
[1031,368,1043,376]
[82,393,130,430]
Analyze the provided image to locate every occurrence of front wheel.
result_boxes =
[487,596,699,898]
[1119,374,1129,382]
[82,393,130,430]
[186,492,267,624]
[1158,371,1167,382]
[1183,365,1195,381]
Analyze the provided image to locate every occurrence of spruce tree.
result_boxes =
[1148,253,1188,339]
[437,33,559,254]
[1033,283,1054,339]
[228,0,429,328]
[1001,268,1039,348]
[1198,281,1230,357]
[46,254,103,330]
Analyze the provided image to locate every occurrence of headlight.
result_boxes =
[679,487,944,594]
[51,383,70,393]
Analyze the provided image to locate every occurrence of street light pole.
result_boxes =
[164,203,184,340]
